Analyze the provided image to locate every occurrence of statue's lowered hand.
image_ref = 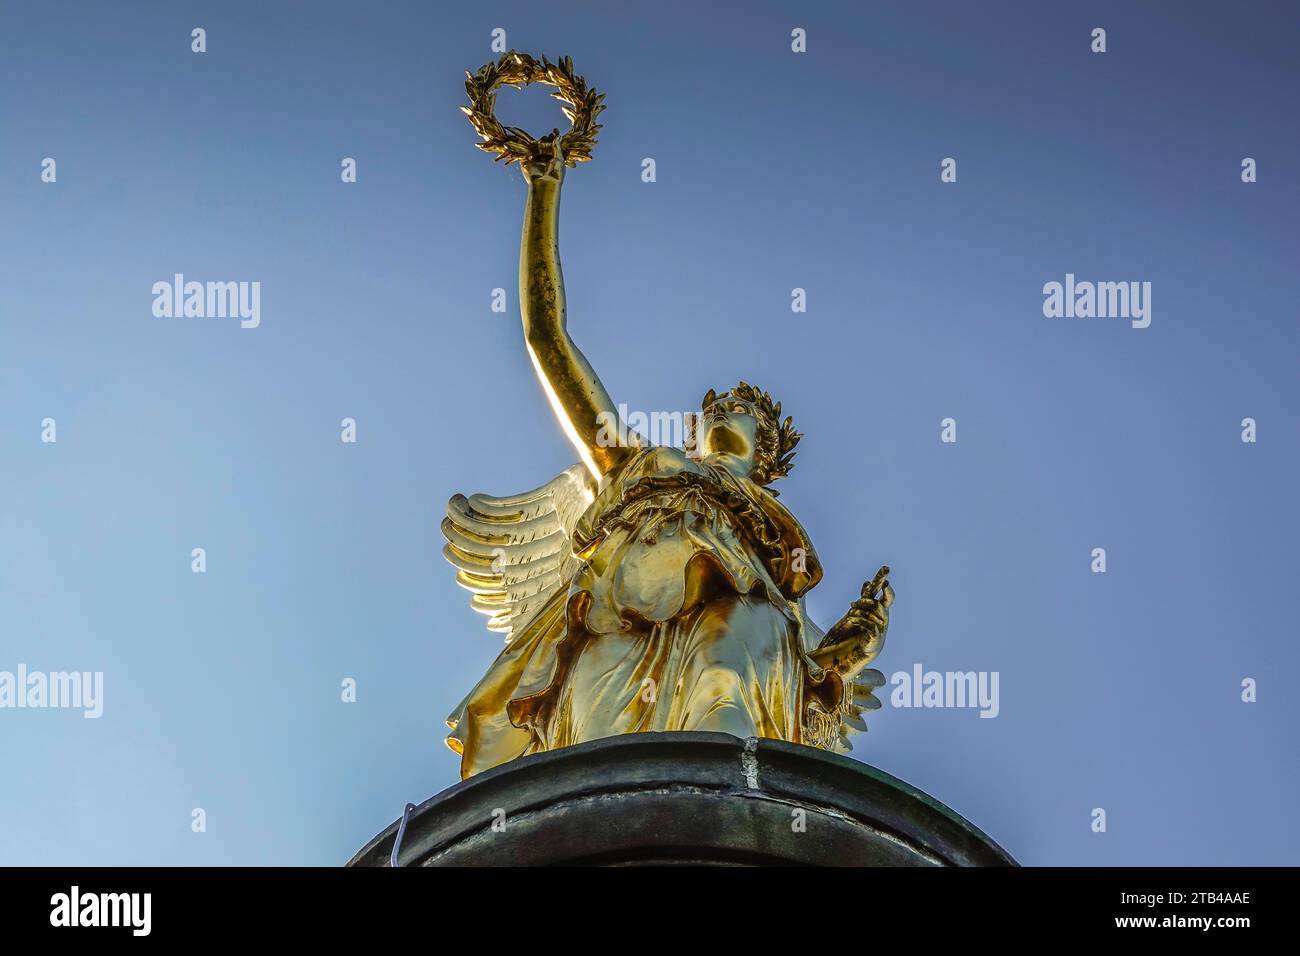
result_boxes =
[811,565,893,678]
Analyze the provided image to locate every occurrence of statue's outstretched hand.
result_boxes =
[812,565,893,679]
[521,134,565,185]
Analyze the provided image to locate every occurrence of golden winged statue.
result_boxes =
[443,56,894,779]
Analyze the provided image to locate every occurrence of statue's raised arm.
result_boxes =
[518,142,638,479]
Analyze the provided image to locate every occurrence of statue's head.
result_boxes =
[697,382,802,487]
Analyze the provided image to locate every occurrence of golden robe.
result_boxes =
[445,446,843,777]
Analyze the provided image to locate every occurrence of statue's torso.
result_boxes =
[571,446,808,635]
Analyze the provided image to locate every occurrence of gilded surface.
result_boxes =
[444,54,894,778]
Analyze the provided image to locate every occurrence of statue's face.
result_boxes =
[699,395,760,468]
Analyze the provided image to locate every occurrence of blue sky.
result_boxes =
[1,1,1297,865]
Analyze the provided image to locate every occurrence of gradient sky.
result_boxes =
[2,1,1297,865]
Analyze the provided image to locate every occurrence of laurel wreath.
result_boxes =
[461,51,605,167]
[701,382,803,486]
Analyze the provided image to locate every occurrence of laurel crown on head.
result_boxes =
[700,381,802,487]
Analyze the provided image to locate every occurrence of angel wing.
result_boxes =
[839,669,886,750]
[441,464,597,640]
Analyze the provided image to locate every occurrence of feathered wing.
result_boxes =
[797,597,885,753]
[441,464,596,640]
